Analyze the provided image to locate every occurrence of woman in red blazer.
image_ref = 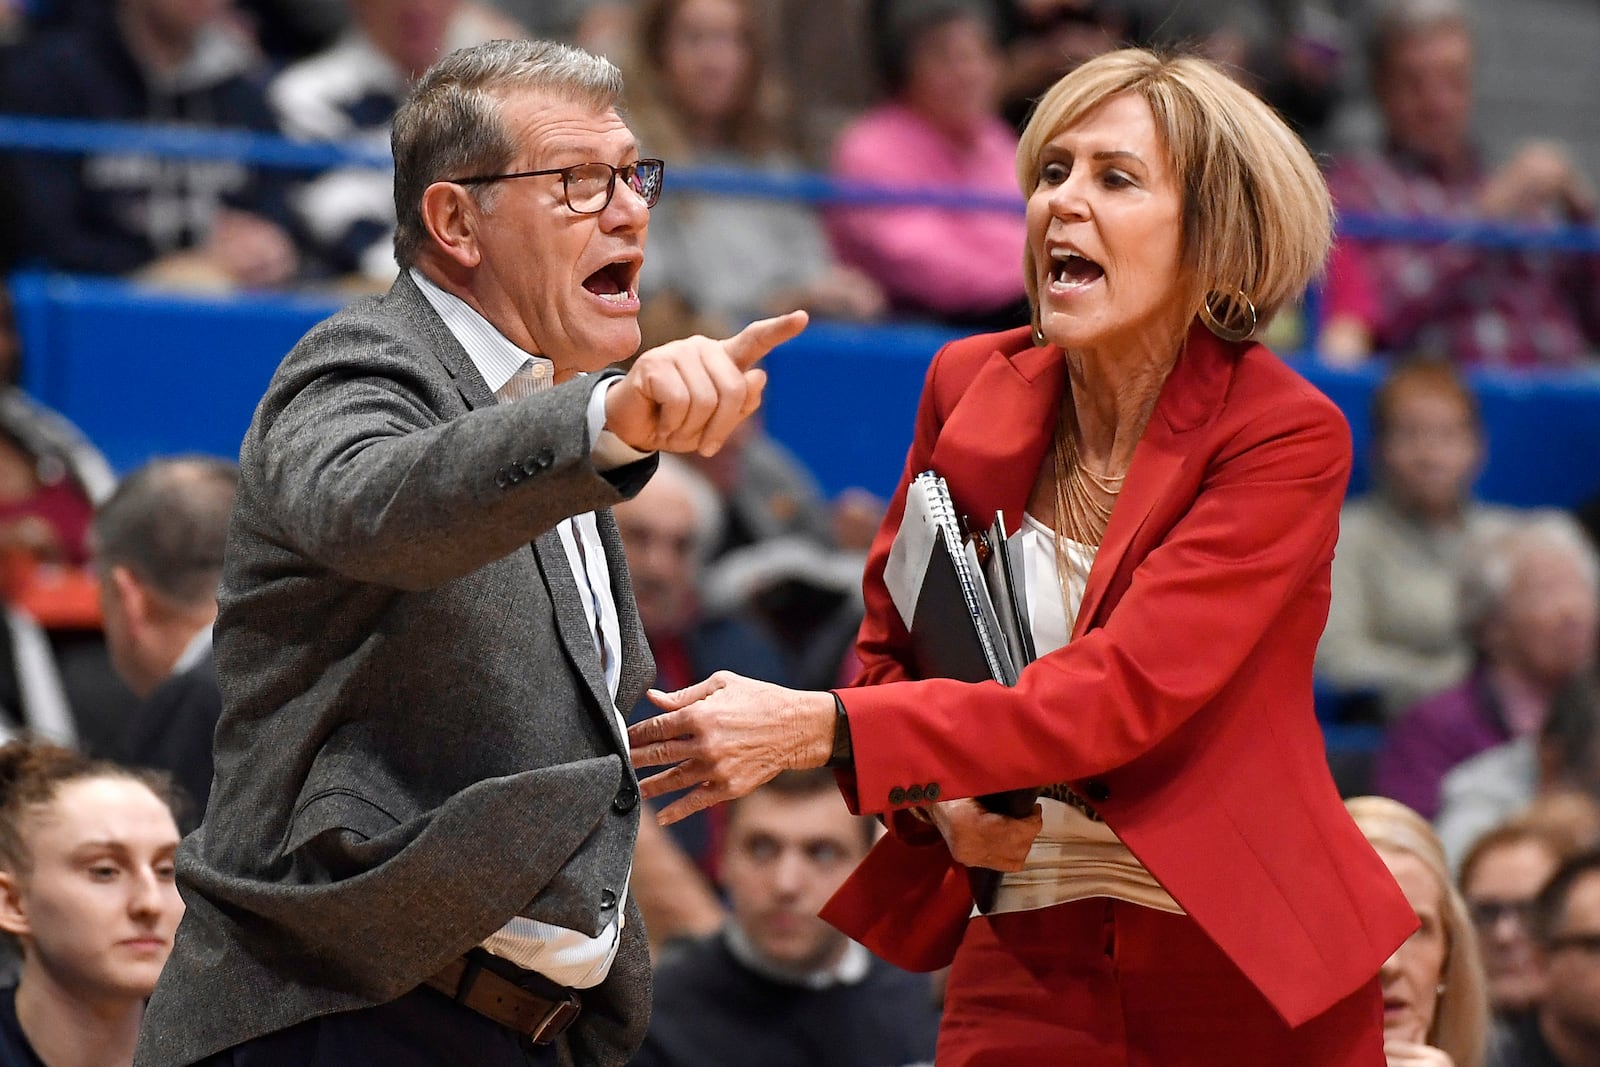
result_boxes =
[632,49,1418,1065]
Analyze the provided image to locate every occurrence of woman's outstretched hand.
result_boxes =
[924,799,1044,871]
[628,672,836,825]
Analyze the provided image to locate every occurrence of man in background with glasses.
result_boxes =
[135,38,806,1067]
[1494,851,1600,1066]
[1460,821,1567,1021]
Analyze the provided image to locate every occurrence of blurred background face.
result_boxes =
[720,787,868,972]
[902,14,1001,139]
[7,778,183,1000]
[1540,872,1600,1038]
[1378,386,1481,519]
[661,0,754,132]
[1016,0,1119,70]
[1486,546,1599,689]
[1378,845,1449,1045]
[1464,838,1559,1012]
[1377,25,1474,166]
[615,475,701,637]
[352,0,458,79]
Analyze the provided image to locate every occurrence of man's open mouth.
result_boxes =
[583,258,640,302]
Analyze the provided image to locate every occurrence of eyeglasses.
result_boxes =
[1547,932,1600,956]
[450,159,665,214]
[1468,898,1535,930]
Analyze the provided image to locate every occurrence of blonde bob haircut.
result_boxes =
[1347,796,1489,1067]
[1016,49,1332,338]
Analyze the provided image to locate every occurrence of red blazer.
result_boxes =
[821,324,1417,1028]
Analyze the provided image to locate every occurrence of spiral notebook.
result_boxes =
[882,470,1040,911]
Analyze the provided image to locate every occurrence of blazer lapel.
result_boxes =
[1073,323,1236,637]
[532,527,623,750]
[931,341,1065,535]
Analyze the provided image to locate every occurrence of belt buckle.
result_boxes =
[528,991,582,1045]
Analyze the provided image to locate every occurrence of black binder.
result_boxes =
[884,471,1040,912]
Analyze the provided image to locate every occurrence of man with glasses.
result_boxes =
[135,39,806,1067]
[1460,822,1566,1019]
[1495,850,1600,1066]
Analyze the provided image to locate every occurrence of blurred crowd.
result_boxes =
[0,1,1595,1066]
[0,0,1593,366]
[1311,353,1600,1063]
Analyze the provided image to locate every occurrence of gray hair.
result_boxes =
[1367,0,1472,79]
[89,456,239,607]
[1459,511,1600,641]
[649,454,725,564]
[391,39,625,268]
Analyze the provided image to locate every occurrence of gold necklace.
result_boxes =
[1050,400,1124,618]
[1050,399,1126,550]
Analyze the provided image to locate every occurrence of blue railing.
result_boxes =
[3,115,1600,253]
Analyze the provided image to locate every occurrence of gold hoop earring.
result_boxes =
[1199,288,1258,343]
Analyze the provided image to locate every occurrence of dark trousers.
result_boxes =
[195,985,562,1066]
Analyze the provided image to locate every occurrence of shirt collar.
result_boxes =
[173,625,213,676]
[409,268,555,395]
[723,923,872,989]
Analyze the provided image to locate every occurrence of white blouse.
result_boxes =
[988,513,1184,917]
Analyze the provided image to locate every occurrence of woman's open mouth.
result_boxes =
[1047,247,1105,292]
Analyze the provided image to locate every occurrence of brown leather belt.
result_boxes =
[424,948,582,1045]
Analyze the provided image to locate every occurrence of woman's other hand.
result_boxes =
[924,798,1043,871]
[1383,1039,1455,1067]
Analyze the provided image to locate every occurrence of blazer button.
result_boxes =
[520,456,539,476]
[535,448,555,469]
[924,783,941,801]
[601,889,617,909]
[1085,780,1110,804]
[495,469,510,488]
[888,786,906,806]
[612,785,639,814]
[905,784,924,803]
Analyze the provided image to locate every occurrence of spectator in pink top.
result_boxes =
[1319,0,1600,368]
[826,0,1029,330]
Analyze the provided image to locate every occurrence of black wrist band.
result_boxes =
[825,692,853,769]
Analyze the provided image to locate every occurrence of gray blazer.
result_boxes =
[135,273,657,1066]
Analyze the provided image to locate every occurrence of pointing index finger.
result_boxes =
[720,309,809,370]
